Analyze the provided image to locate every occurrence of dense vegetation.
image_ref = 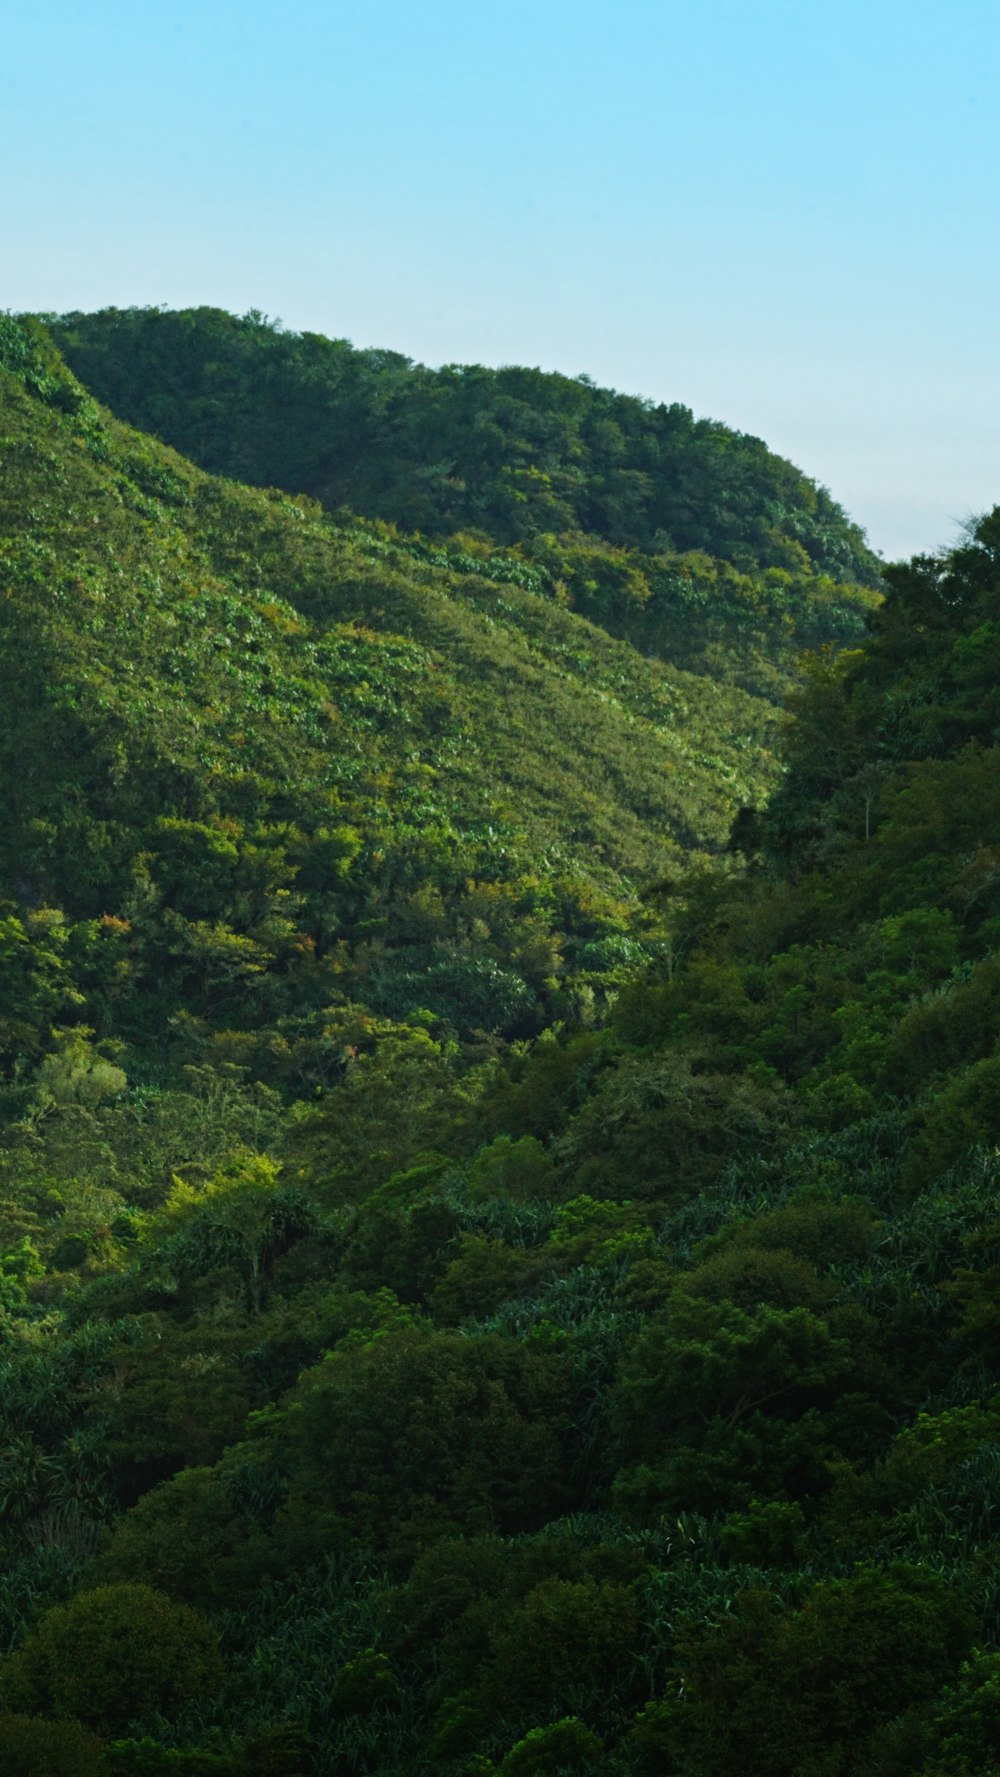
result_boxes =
[5,311,1000,1776]
[0,311,803,1106]
[48,307,880,700]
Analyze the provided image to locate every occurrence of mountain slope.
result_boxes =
[1,481,1000,1774]
[47,306,881,700]
[6,311,1000,1777]
[48,305,879,580]
[0,315,780,1087]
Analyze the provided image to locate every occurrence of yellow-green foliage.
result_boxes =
[0,316,787,1085]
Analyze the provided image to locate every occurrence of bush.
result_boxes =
[0,1585,223,1735]
[0,1713,107,1776]
[499,1716,604,1777]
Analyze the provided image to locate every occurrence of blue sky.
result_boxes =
[3,0,998,560]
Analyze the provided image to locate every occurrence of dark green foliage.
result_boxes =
[634,1566,974,1776]
[48,306,879,584]
[0,1713,108,1777]
[5,313,1000,1773]
[0,1584,222,1734]
[472,1574,640,1722]
[552,1050,797,1199]
[919,1653,1000,1776]
[498,1717,605,1777]
[84,1466,275,1610]
[270,1326,575,1558]
[107,1743,240,1776]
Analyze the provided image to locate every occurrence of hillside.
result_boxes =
[0,313,792,1102]
[47,306,881,701]
[5,313,999,1777]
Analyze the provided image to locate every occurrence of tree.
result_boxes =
[499,1717,604,1777]
[613,1297,852,1454]
[477,1576,639,1722]
[159,1151,312,1315]
[0,1585,223,1735]
[634,1566,973,1777]
[271,1327,574,1558]
[0,1714,107,1777]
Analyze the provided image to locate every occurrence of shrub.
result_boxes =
[0,1713,107,1777]
[0,1585,223,1735]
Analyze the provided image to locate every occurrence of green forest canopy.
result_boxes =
[0,311,795,1098]
[3,310,1000,1777]
[47,305,881,701]
[48,305,880,581]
